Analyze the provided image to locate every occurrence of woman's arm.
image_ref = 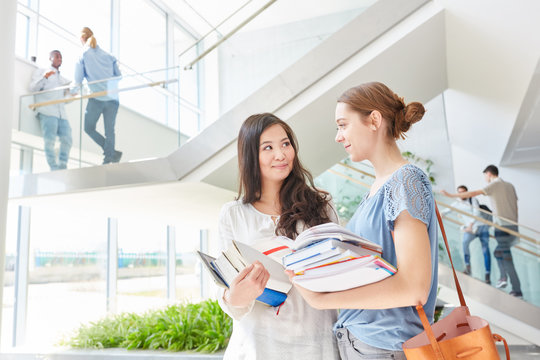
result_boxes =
[216,205,270,319]
[292,210,431,310]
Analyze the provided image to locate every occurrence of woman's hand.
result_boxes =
[224,261,270,307]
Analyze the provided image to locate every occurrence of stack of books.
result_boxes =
[280,222,396,292]
[196,222,397,303]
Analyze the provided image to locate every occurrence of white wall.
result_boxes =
[440,0,540,231]
[397,94,454,193]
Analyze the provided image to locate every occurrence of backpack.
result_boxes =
[468,198,493,222]
[478,204,493,222]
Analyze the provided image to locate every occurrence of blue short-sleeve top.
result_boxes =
[334,164,438,351]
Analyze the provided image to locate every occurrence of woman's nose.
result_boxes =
[274,148,286,160]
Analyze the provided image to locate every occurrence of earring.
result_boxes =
[371,125,377,130]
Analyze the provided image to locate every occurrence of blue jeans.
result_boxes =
[335,328,406,360]
[494,225,521,292]
[38,113,72,170]
[84,98,119,162]
[462,225,491,273]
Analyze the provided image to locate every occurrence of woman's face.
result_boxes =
[334,102,375,162]
[258,124,295,186]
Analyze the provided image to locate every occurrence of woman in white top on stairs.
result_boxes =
[217,113,340,360]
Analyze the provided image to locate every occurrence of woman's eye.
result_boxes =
[263,145,272,150]
[282,141,290,147]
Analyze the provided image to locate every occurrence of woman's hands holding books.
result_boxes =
[224,261,270,307]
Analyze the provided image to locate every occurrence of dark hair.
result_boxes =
[338,82,425,139]
[49,50,61,58]
[237,113,333,239]
[457,185,468,192]
[483,165,499,176]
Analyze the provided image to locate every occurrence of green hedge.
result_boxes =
[61,299,232,353]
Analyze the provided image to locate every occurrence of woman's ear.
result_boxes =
[370,110,383,130]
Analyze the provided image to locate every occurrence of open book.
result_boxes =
[196,239,292,306]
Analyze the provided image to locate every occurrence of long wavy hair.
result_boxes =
[237,113,333,239]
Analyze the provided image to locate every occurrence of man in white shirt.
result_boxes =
[441,185,491,284]
[29,50,72,170]
[442,165,522,298]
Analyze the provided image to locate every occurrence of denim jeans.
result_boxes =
[38,113,72,170]
[494,225,521,292]
[335,328,406,360]
[462,225,491,273]
[84,98,119,162]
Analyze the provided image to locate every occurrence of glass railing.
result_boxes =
[18,66,199,173]
[317,160,540,308]
[178,0,378,124]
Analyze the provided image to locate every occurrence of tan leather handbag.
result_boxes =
[402,206,510,360]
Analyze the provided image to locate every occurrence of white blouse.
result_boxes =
[217,200,340,360]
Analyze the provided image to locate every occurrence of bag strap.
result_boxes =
[435,205,467,307]
[493,333,510,360]
[416,304,445,360]
[409,204,467,360]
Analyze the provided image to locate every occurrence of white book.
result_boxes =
[288,249,360,273]
[287,222,382,253]
[292,256,396,292]
[283,238,379,268]
[233,240,292,294]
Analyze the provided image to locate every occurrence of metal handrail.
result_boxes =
[25,66,180,96]
[28,79,178,110]
[177,0,254,58]
[183,0,278,70]
[441,216,539,259]
[338,161,540,236]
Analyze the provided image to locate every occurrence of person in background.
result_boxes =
[290,82,438,360]
[217,113,340,360]
[441,185,491,283]
[29,50,72,171]
[442,165,522,298]
[74,27,122,165]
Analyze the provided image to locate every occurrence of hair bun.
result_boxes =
[404,102,425,124]
[394,102,425,139]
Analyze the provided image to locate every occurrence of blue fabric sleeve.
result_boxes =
[74,57,85,85]
[383,166,433,231]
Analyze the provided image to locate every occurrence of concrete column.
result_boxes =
[106,218,118,313]
[13,206,31,347]
[0,0,17,347]
[166,225,176,302]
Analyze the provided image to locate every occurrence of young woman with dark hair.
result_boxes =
[290,82,438,360]
[217,113,339,360]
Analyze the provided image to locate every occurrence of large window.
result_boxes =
[15,12,29,58]
[26,205,108,348]
[117,219,167,313]
[119,0,166,72]
[38,0,111,52]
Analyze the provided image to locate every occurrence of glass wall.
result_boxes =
[119,0,166,72]
[25,205,108,348]
[175,228,204,303]
[116,219,167,313]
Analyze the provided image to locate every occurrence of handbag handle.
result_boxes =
[413,204,510,360]
[435,205,467,307]
[410,204,467,360]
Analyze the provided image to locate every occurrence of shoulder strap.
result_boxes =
[435,205,466,307]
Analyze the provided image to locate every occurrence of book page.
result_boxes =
[233,240,292,294]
